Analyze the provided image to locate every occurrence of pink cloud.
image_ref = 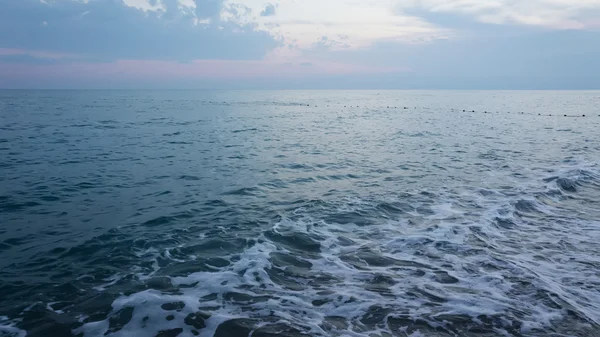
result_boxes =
[0,59,406,81]
[0,48,79,59]
[581,19,600,29]
[113,59,406,78]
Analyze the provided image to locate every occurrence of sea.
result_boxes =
[1,90,599,337]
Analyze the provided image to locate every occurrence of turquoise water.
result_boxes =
[1,90,600,337]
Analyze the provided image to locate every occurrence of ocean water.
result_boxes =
[1,90,600,337]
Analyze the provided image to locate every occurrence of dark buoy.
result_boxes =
[538,113,541,115]
[582,114,585,117]
[387,106,389,108]
[564,114,567,117]
[462,110,465,112]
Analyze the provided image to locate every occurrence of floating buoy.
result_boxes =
[582,114,586,117]
[564,114,567,117]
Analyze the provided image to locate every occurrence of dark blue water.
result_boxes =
[1,90,600,337]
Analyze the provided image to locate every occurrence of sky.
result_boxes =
[0,0,599,89]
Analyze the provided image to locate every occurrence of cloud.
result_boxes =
[1,0,599,88]
[193,0,223,19]
[396,0,600,29]
[245,0,449,50]
[306,28,600,88]
[0,0,280,62]
[0,48,77,60]
[0,58,405,89]
[260,3,276,17]
[311,36,351,50]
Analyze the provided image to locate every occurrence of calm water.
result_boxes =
[1,90,600,337]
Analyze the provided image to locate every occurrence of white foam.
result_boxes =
[76,240,281,337]
[74,165,600,336]
[46,302,65,314]
[0,318,26,337]
[92,274,123,291]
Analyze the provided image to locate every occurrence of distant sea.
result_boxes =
[1,90,599,337]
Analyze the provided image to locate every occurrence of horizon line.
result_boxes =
[2,88,600,91]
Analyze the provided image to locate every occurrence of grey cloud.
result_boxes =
[160,0,221,19]
[306,28,600,88]
[260,3,276,17]
[194,0,223,19]
[0,0,281,62]
[0,54,71,65]
[398,0,600,29]
[311,36,350,51]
